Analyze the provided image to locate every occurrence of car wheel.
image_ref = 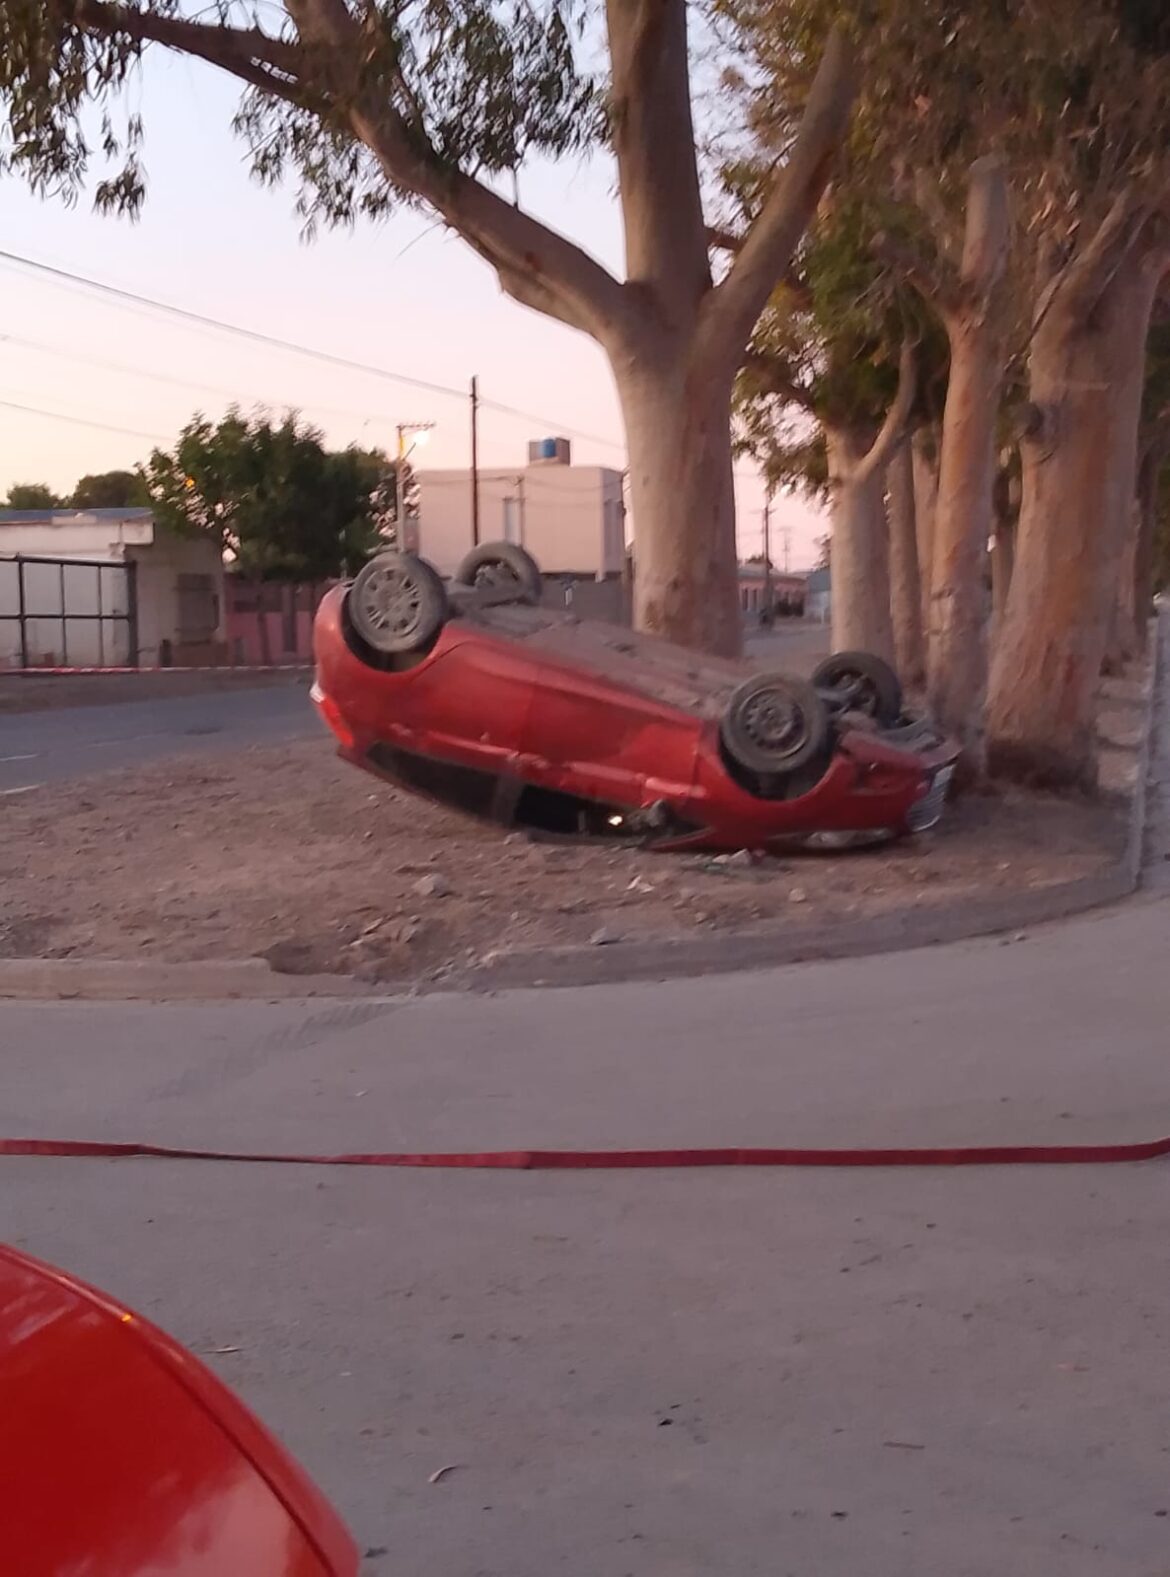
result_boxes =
[454,542,543,604]
[812,651,903,725]
[347,551,449,655]
[721,673,831,779]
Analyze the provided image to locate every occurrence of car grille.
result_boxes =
[907,768,951,832]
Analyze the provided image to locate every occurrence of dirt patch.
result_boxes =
[0,669,1145,984]
[0,669,307,715]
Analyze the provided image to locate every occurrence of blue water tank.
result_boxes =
[539,437,557,459]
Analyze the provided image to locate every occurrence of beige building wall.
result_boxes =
[416,464,625,579]
[0,513,153,557]
[0,510,224,667]
[125,531,225,665]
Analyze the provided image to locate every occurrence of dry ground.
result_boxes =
[0,667,1145,983]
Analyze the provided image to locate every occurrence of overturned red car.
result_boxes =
[312,543,957,853]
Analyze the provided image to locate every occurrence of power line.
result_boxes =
[0,248,459,401]
[479,396,623,451]
[0,396,169,443]
[0,248,628,453]
[0,331,413,429]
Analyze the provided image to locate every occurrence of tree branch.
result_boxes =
[952,154,1010,330]
[872,229,962,316]
[696,26,858,371]
[78,0,631,343]
[706,224,744,254]
[912,168,962,271]
[438,170,633,337]
[856,339,917,483]
[605,0,712,322]
[741,351,819,413]
[1033,186,1158,335]
[284,0,633,341]
[72,0,303,96]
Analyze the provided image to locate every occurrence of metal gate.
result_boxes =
[0,554,139,669]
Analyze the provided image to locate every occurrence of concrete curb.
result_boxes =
[0,959,371,1002]
[1,616,1164,1003]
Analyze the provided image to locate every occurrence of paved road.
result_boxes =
[0,681,317,794]
[4,886,1170,1576]
[0,626,825,798]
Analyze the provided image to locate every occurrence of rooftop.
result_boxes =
[0,508,154,525]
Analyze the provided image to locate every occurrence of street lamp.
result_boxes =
[395,422,434,552]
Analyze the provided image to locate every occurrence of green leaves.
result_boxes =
[71,469,149,507]
[0,1,602,229]
[142,408,387,580]
[0,0,144,209]
[4,481,63,508]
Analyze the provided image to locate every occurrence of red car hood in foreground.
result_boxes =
[0,1244,359,1577]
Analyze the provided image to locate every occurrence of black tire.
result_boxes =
[812,650,903,726]
[454,541,543,604]
[720,673,831,778]
[347,551,448,655]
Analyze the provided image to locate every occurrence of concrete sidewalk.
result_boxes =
[3,892,1169,1157]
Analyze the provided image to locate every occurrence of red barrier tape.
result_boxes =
[5,665,311,676]
[3,1136,1170,1169]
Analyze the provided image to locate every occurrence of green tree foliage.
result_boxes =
[143,409,385,580]
[0,0,599,226]
[70,469,149,508]
[3,482,61,508]
[731,200,947,497]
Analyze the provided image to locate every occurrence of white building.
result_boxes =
[415,440,628,619]
[0,508,226,668]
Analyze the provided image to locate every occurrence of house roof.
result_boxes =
[737,563,808,586]
[0,508,153,524]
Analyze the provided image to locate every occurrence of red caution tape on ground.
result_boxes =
[2,1136,1169,1169]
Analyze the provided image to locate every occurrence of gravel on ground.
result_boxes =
[0,667,1145,982]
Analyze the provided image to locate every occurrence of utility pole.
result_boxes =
[762,493,773,618]
[394,426,405,538]
[470,376,481,548]
[395,421,434,553]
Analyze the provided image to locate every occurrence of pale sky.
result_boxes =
[0,45,823,568]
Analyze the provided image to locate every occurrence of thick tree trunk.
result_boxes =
[1103,500,1142,672]
[911,429,940,636]
[886,440,925,684]
[925,159,1009,776]
[826,425,896,661]
[1133,442,1163,649]
[926,316,1002,767]
[617,354,741,655]
[987,225,1162,789]
[991,511,1014,633]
